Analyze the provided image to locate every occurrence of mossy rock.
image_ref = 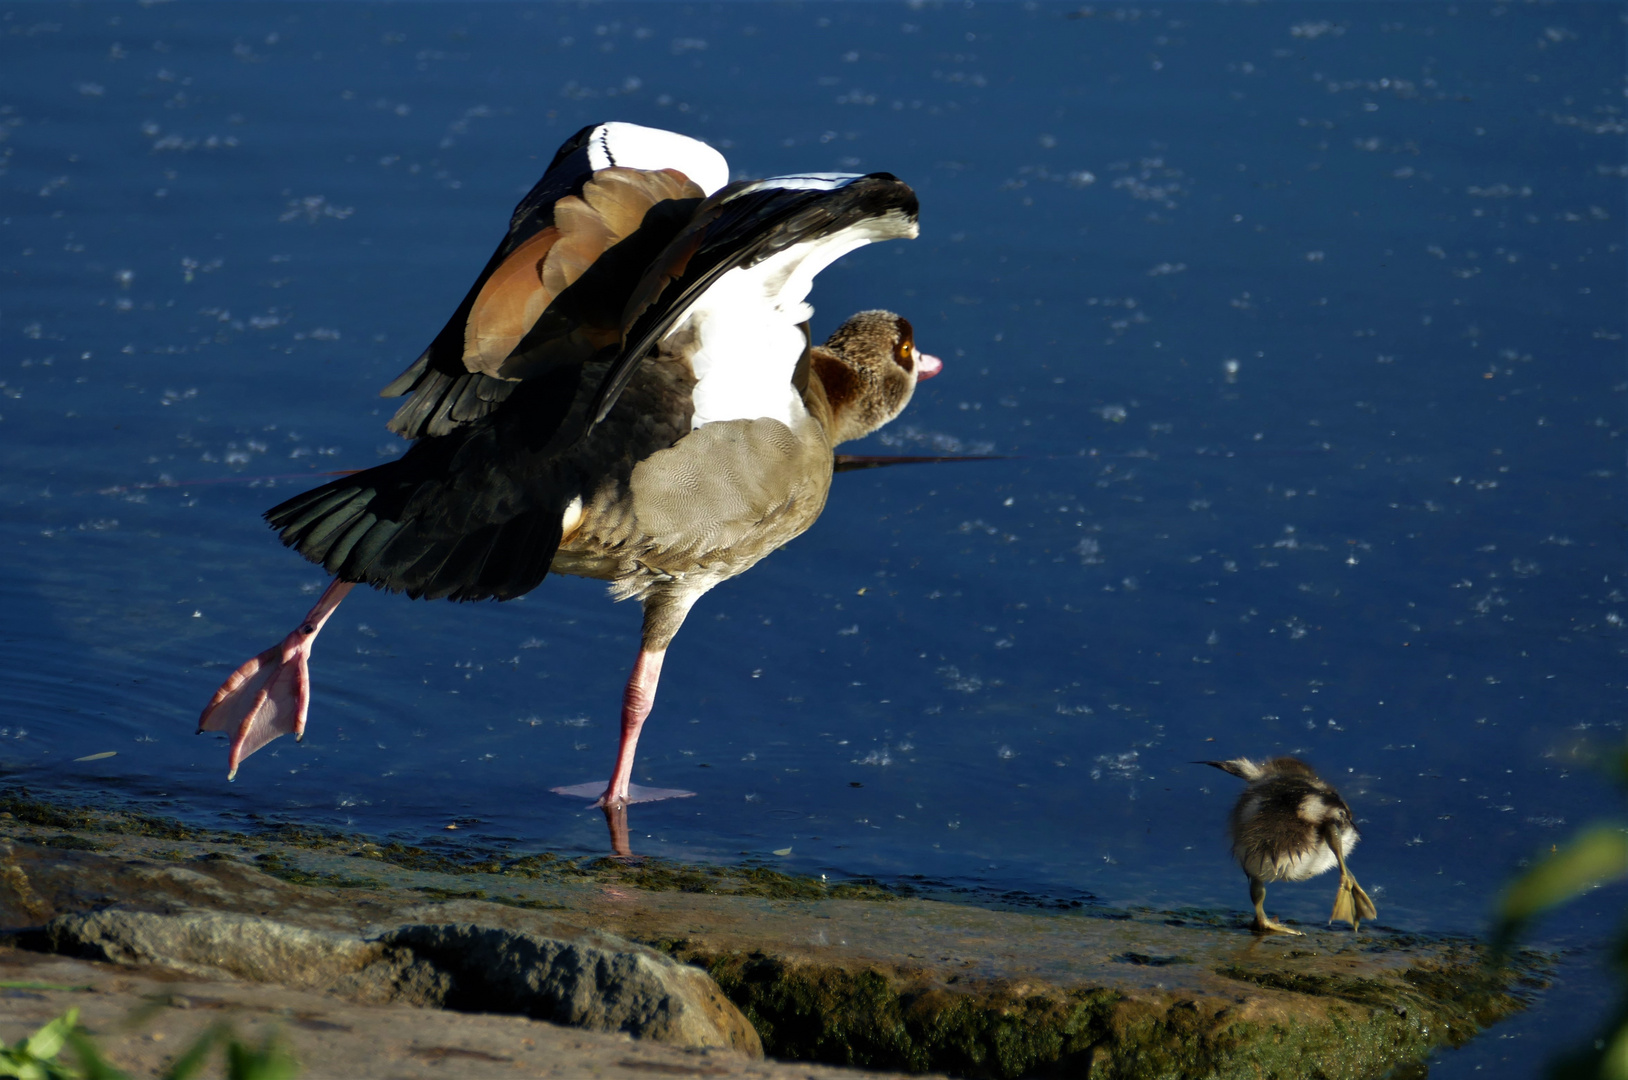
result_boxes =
[0,792,1543,1080]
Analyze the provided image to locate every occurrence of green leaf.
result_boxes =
[64,1030,133,1080]
[224,1034,299,1080]
[22,1010,77,1064]
[1498,825,1628,930]
[1605,1017,1628,1080]
[162,1024,227,1080]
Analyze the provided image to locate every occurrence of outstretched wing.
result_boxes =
[587,173,920,428]
[381,122,729,439]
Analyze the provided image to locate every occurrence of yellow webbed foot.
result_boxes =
[1351,879,1378,927]
[1330,874,1378,930]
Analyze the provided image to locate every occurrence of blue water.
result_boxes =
[3,3,1624,1072]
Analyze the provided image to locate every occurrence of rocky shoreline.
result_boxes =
[0,792,1543,1078]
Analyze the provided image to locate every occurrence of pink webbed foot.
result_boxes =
[198,637,311,778]
[550,781,696,807]
[198,580,352,779]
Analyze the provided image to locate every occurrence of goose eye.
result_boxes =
[893,316,916,371]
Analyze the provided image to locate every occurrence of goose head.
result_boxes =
[812,309,942,446]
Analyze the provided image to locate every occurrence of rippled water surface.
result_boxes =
[4,3,1624,1073]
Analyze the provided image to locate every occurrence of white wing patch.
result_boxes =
[730,173,864,194]
[676,207,917,430]
[588,122,730,196]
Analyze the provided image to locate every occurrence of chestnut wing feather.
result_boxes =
[383,161,705,439]
[379,124,605,438]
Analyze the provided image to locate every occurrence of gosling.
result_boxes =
[1201,756,1378,935]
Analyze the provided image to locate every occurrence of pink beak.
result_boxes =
[916,352,943,381]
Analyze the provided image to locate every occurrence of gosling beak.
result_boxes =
[916,352,943,381]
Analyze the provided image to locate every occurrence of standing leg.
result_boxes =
[551,648,694,807]
[552,589,702,812]
[1249,874,1304,936]
[198,579,355,779]
[606,648,664,804]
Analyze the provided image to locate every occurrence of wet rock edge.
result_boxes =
[0,790,1546,1079]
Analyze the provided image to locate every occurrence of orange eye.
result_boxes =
[893,316,916,370]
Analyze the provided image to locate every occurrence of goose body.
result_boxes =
[1202,756,1378,934]
[200,122,940,811]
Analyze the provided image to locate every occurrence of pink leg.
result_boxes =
[551,648,694,808]
[605,648,663,803]
[198,579,354,779]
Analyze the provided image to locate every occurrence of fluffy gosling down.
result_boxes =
[1202,756,1378,935]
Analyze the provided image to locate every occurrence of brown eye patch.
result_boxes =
[892,316,916,371]
[812,352,861,413]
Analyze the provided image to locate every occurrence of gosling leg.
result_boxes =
[1249,875,1303,936]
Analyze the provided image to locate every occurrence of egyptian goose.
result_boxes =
[199,121,941,808]
[1201,756,1378,934]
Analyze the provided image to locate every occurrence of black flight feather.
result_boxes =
[588,173,920,425]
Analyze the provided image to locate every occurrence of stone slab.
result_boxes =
[0,799,1541,1079]
[0,949,899,1080]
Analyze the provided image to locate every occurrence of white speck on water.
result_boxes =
[855,746,893,766]
[279,195,354,223]
[1290,21,1344,40]
[938,666,983,694]
[1093,751,1143,781]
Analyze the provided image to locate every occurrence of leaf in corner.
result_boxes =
[1496,824,1628,933]
[22,1008,77,1064]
